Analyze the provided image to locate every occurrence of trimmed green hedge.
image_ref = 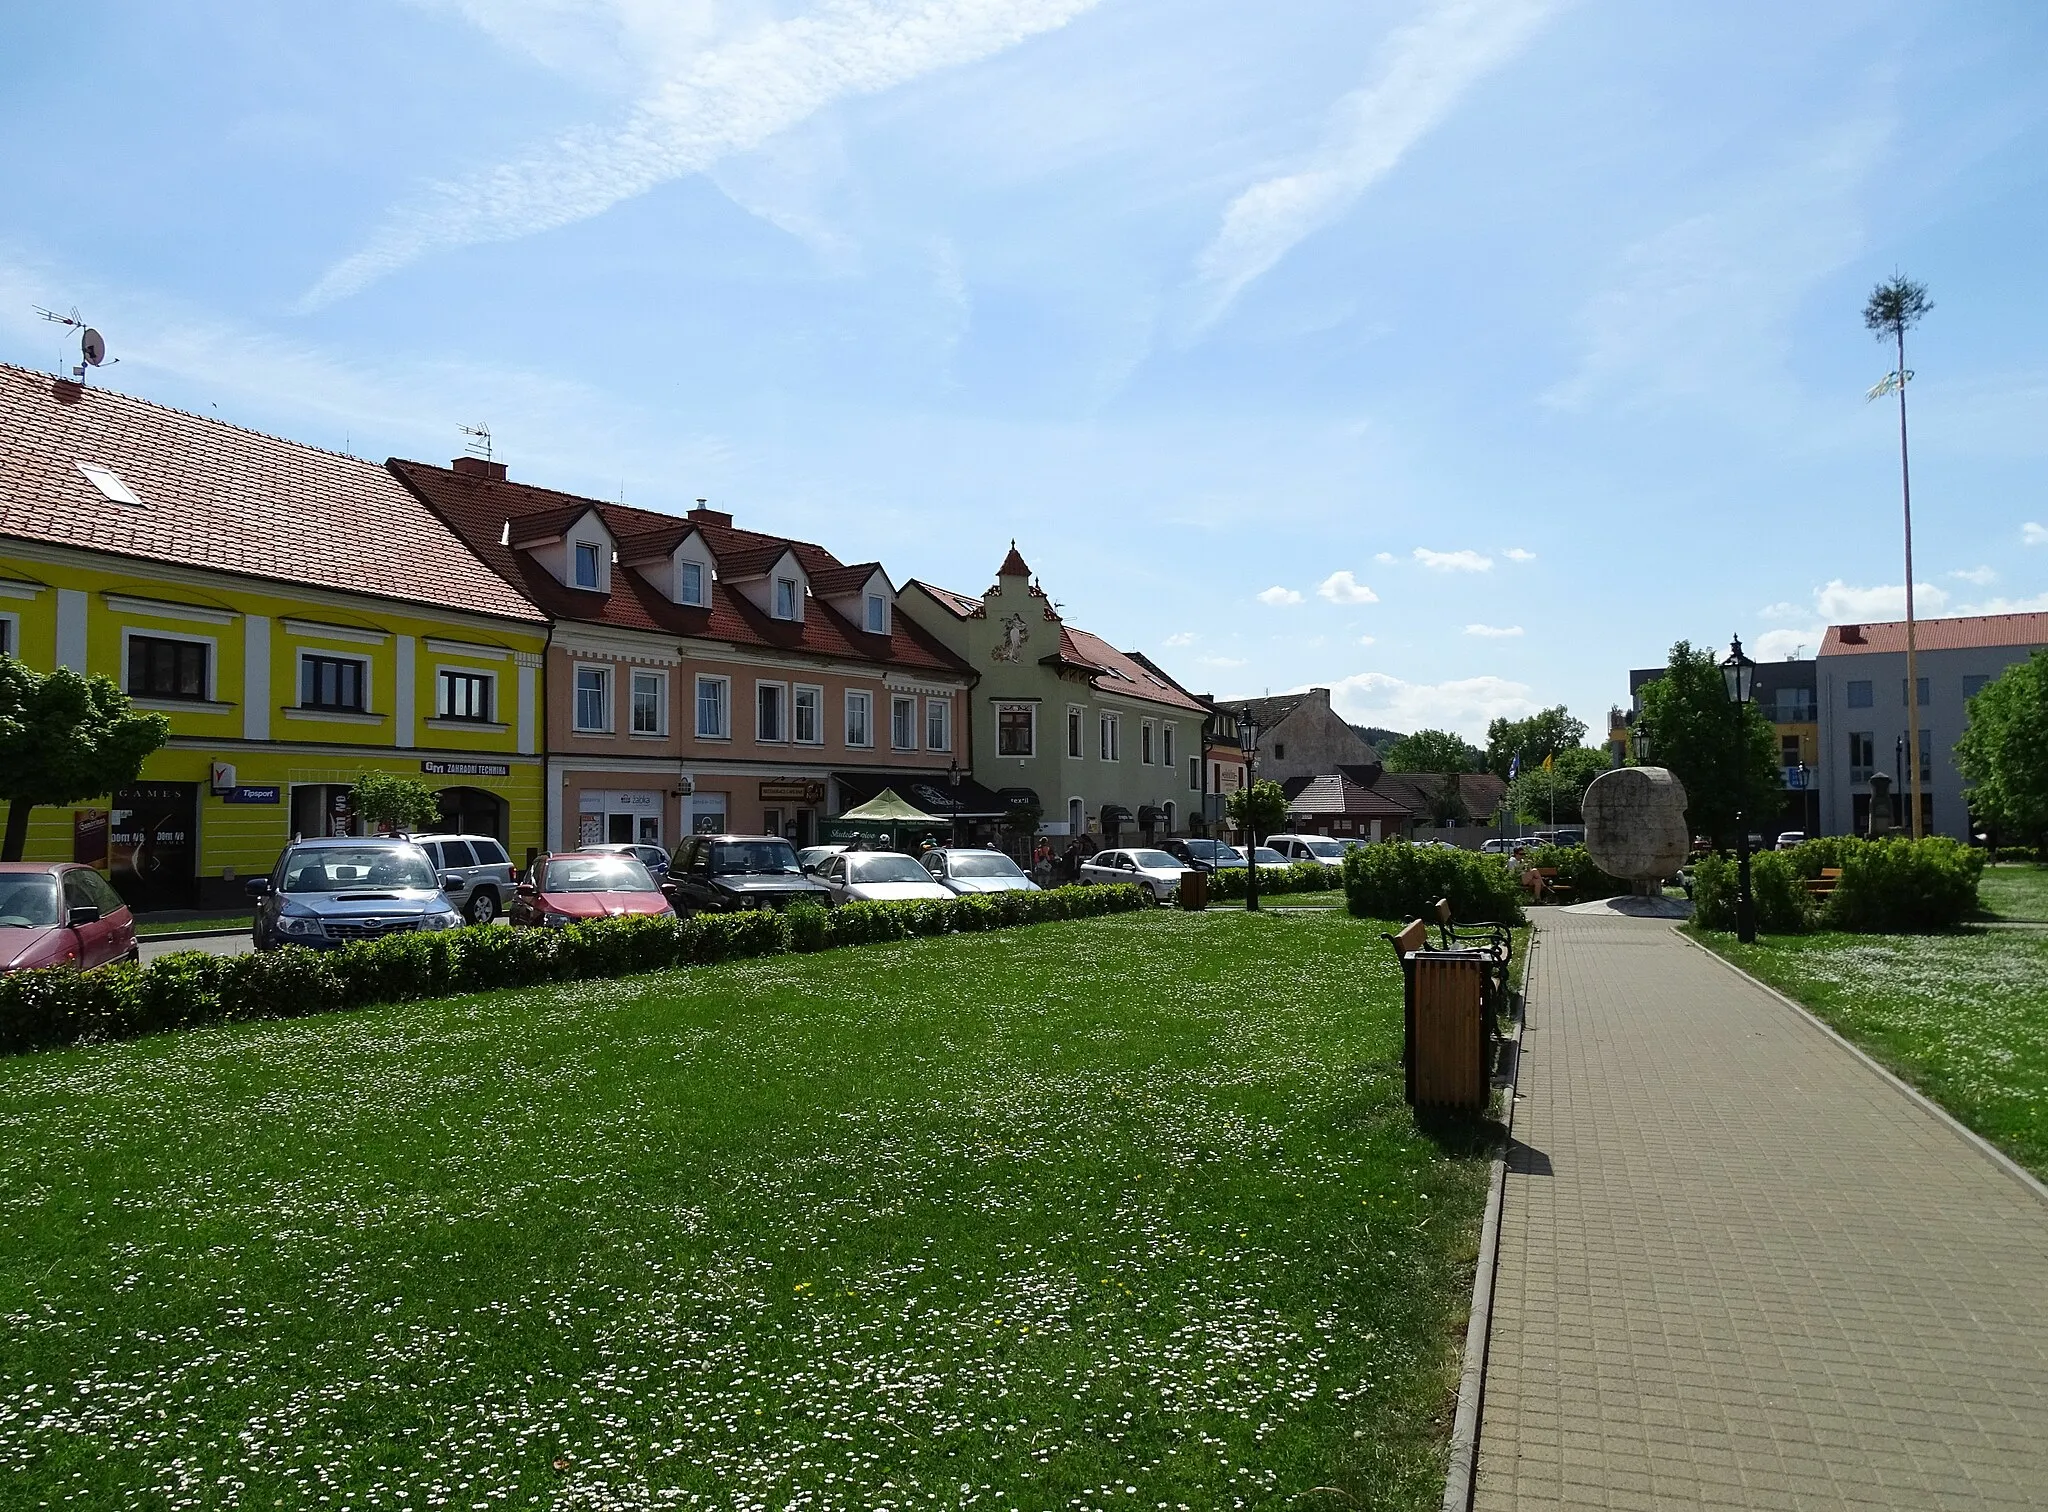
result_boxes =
[1342,841,1526,926]
[0,884,1149,1057]
[1692,836,1983,935]
[1206,860,1336,899]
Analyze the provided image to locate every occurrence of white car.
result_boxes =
[1775,831,1807,850]
[813,850,956,906]
[921,848,1042,895]
[1248,846,1291,869]
[797,844,848,874]
[1263,834,1348,875]
[1078,847,1185,903]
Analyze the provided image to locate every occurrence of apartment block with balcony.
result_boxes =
[1816,611,2048,839]
[1629,657,1819,838]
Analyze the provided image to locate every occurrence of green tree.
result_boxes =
[1954,649,2048,855]
[1505,747,1609,825]
[1634,640,1781,848]
[350,770,444,835]
[1382,728,1483,774]
[1424,772,1471,826]
[1484,706,1588,780]
[1226,779,1290,845]
[0,661,171,862]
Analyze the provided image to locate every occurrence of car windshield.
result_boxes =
[849,855,932,884]
[948,853,1025,879]
[1128,850,1180,870]
[0,875,61,927]
[547,857,656,893]
[282,846,436,892]
[712,840,801,875]
[1304,840,1345,858]
[1253,847,1286,865]
[1192,841,1244,863]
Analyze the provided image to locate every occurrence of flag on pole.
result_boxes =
[1508,755,1519,780]
[1542,753,1554,773]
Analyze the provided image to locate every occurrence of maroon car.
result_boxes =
[508,853,673,928]
[0,862,138,973]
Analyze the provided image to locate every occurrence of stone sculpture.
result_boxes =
[1582,765,1690,893]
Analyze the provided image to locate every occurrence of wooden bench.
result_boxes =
[1522,866,1574,904]
[1803,867,1842,899]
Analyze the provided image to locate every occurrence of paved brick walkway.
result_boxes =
[1473,911,2048,1510]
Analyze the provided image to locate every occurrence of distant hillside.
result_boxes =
[1350,725,1404,750]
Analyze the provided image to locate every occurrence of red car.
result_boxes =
[0,862,139,973]
[508,852,673,928]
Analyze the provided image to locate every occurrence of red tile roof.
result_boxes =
[0,365,540,624]
[389,460,968,676]
[997,542,1032,578]
[910,579,987,619]
[1821,612,2048,656]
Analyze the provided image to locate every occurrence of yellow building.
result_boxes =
[0,364,546,909]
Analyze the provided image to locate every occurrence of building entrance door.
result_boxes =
[109,782,199,910]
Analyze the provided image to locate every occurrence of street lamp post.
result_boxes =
[1237,710,1261,913]
[1630,721,1651,765]
[1721,636,1758,944]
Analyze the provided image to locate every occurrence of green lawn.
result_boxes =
[0,909,1492,1510]
[1703,929,2048,1178]
[1978,862,2048,923]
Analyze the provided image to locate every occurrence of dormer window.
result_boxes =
[679,560,706,606]
[574,542,601,590]
[775,577,799,620]
[865,594,886,633]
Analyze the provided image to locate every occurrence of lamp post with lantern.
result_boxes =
[1721,635,1758,944]
[1236,709,1261,913]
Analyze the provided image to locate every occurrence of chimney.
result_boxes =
[688,501,733,528]
[1839,624,1863,645]
[452,455,507,482]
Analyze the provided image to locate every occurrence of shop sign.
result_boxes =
[578,812,604,846]
[72,809,108,866]
[209,761,237,794]
[759,779,825,803]
[219,786,281,805]
[420,760,511,777]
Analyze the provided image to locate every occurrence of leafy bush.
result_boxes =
[1694,852,1813,935]
[1693,836,1982,935]
[1522,844,1630,901]
[1207,861,1336,900]
[0,885,1150,1057]
[1342,842,1525,926]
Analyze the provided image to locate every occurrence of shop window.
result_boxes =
[574,667,611,732]
[439,670,492,722]
[300,653,367,712]
[127,635,208,701]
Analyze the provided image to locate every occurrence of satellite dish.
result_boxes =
[80,328,106,366]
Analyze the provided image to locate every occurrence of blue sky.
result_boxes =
[4,0,2044,740]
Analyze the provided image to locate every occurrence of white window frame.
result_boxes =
[793,684,824,745]
[1163,724,1175,769]
[120,626,220,704]
[925,697,951,753]
[629,669,667,737]
[1141,719,1155,765]
[845,689,873,748]
[572,663,613,733]
[865,593,887,634]
[757,679,790,744]
[891,694,918,751]
[1067,705,1085,759]
[695,674,731,740]
[573,541,602,590]
[774,576,800,620]
[295,647,374,714]
[1099,711,1120,763]
[677,558,707,607]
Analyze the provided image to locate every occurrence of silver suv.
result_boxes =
[411,833,518,924]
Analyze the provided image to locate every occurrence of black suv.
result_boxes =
[663,834,832,915]
[1159,837,1247,873]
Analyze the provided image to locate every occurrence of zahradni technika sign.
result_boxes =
[420,760,512,778]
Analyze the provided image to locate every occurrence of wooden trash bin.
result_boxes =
[1178,869,1209,910]
[1403,951,1489,1111]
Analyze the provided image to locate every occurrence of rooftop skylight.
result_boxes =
[77,461,143,506]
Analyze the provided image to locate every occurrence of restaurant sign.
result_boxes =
[759,779,825,803]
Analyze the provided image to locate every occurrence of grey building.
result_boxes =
[1816,611,2048,839]
[1211,688,1379,789]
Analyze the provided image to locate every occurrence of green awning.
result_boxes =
[837,787,942,824]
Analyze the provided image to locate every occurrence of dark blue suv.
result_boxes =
[247,837,466,950]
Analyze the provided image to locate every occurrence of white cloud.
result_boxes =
[2024,522,2048,547]
[1357,635,1376,647]
[1947,566,1997,586]
[1413,547,1492,573]
[304,0,1100,306]
[1502,547,1536,562]
[1814,578,1949,621]
[1257,585,1305,606]
[1325,671,1541,742]
[1188,0,1557,327]
[1757,601,1805,621]
[1954,592,2048,616]
[1374,551,1397,564]
[1317,570,1378,604]
[1162,631,1197,648]
[1464,623,1523,637]
[1754,627,1821,662]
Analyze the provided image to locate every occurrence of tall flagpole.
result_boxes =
[1865,275,1931,840]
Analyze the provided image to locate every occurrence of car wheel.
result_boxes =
[465,889,499,925]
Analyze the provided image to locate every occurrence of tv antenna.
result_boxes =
[458,421,493,461]
[33,305,116,380]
